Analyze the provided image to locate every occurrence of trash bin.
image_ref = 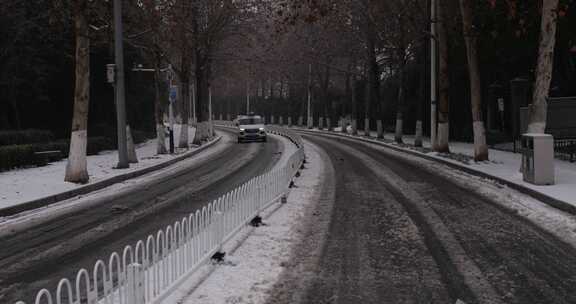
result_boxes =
[521,133,555,185]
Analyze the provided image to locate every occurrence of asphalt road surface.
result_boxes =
[0,128,283,303]
[267,132,576,304]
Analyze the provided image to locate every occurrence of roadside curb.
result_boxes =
[293,128,576,216]
[0,135,223,217]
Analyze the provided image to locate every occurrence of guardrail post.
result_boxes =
[126,263,144,304]
[211,211,227,262]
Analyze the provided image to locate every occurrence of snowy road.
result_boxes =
[267,133,576,304]
[0,129,285,303]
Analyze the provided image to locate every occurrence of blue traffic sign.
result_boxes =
[169,85,178,103]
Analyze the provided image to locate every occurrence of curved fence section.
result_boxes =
[16,127,305,304]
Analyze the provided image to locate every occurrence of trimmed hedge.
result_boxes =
[132,130,154,144]
[0,129,54,146]
[0,137,115,172]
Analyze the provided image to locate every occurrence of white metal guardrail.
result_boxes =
[16,126,305,304]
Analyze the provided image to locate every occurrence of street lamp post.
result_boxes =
[113,0,128,168]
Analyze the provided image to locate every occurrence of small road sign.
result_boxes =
[169,85,178,104]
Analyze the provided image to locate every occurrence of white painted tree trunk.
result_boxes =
[460,0,489,161]
[435,1,451,153]
[319,117,324,129]
[65,6,90,184]
[352,119,358,135]
[364,118,370,136]
[178,123,189,148]
[414,120,423,147]
[126,125,138,163]
[473,122,488,161]
[156,123,167,154]
[436,122,450,152]
[66,130,88,183]
[326,118,331,131]
[395,110,403,143]
[209,120,215,137]
[193,121,207,144]
[376,120,384,139]
[527,0,560,133]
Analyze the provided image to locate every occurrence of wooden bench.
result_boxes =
[34,150,63,166]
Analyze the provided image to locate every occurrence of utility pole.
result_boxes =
[430,0,438,149]
[113,0,128,168]
[307,63,312,129]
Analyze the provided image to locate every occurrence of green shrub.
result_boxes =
[0,129,54,146]
[87,137,115,155]
[0,137,115,172]
[131,130,154,144]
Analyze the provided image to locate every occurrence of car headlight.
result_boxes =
[240,128,245,132]
[259,128,265,131]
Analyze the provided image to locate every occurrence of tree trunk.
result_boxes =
[126,125,138,163]
[460,0,488,161]
[192,54,211,145]
[415,42,426,148]
[366,26,380,135]
[527,0,560,133]
[65,4,90,184]
[435,2,451,153]
[154,62,167,154]
[395,56,406,144]
[178,56,190,148]
[351,79,358,135]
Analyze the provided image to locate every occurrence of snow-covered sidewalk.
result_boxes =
[0,125,211,210]
[309,127,576,207]
[160,140,324,304]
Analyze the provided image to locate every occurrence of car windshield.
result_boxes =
[239,118,262,125]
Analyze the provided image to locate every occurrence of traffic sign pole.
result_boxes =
[168,66,176,154]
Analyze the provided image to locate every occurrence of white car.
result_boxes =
[237,115,267,143]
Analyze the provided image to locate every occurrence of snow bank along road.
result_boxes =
[267,132,576,304]
[0,128,286,303]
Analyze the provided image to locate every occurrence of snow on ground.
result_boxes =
[161,140,324,304]
[0,125,203,209]
[350,137,576,253]
[314,127,576,206]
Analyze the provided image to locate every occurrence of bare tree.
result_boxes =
[435,0,450,153]
[459,0,488,161]
[64,0,91,184]
[527,0,560,133]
